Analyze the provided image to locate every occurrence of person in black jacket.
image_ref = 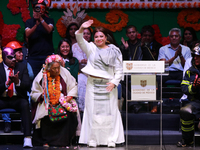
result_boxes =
[140,25,162,60]
[120,25,142,112]
[0,47,32,148]
[120,25,162,112]
[25,0,54,78]
[177,43,200,147]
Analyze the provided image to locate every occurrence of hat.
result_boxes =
[31,0,51,8]
[61,2,87,29]
[192,43,200,56]
[6,41,22,50]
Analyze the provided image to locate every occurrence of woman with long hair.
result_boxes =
[182,27,198,50]
[57,38,79,81]
[65,23,79,46]
[76,20,124,148]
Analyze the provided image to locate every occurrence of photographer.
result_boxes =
[25,0,54,78]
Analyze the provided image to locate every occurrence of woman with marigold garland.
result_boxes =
[31,54,78,147]
[76,20,124,148]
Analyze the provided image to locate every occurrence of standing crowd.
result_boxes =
[0,0,200,148]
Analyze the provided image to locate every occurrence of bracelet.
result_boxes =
[41,20,44,23]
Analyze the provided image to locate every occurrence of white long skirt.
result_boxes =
[79,76,125,145]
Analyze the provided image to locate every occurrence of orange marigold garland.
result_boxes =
[56,9,128,37]
[47,72,61,105]
[85,9,128,32]
[56,18,67,38]
[177,8,200,31]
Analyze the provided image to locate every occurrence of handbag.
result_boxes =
[48,103,68,122]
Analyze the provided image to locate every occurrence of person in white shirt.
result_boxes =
[158,28,191,84]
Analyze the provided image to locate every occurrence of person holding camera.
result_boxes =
[25,0,54,78]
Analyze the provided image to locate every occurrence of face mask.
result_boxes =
[7,55,16,60]
[34,5,46,13]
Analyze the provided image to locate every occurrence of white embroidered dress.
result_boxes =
[76,31,125,145]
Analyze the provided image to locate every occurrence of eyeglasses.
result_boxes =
[7,55,16,60]
[34,6,46,13]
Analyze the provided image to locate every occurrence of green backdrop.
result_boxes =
[1,0,200,50]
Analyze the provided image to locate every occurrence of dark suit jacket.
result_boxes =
[151,40,163,60]
[0,62,30,99]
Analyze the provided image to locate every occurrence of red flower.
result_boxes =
[7,0,31,23]
[59,108,64,113]
[52,109,57,114]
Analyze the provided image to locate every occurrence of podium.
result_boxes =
[123,61,165,149]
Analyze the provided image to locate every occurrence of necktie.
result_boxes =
[7,68,13,98]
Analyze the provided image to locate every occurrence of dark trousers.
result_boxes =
[0,96,32,137]
[180,101,200,144]
[162,71,183,84]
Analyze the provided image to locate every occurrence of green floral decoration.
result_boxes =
[16,27,25,42]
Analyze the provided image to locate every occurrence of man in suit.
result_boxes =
[0,47,32,148]
[140,25,163,60]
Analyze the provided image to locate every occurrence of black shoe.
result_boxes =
[71,136,79,146]
[177,139,193,147]
[4,122,11,133]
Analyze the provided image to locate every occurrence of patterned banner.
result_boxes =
[50,0,200,9]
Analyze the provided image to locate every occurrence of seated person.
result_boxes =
[120,25,141,61]
[31,54,78,147]
[140,25,163,113]
[158,28,191,85]
[181,27,198,51]
[140,25,162,60]
[0,47,32,148]
[57,38,79,81]
[177,43,200,147]
[181,41,200,102]
[120,25,160,112]
[2,41,34,133]
[120,25,142,112]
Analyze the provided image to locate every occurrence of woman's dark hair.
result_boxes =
[65,23,79,44]
[93,26,118,47]
[182,27,198,50]
[57,38,75,65]
[182,27,198,42]
[84,28,93,42]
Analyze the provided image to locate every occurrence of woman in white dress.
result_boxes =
[72,28,92,112]
[76,20,124,148]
